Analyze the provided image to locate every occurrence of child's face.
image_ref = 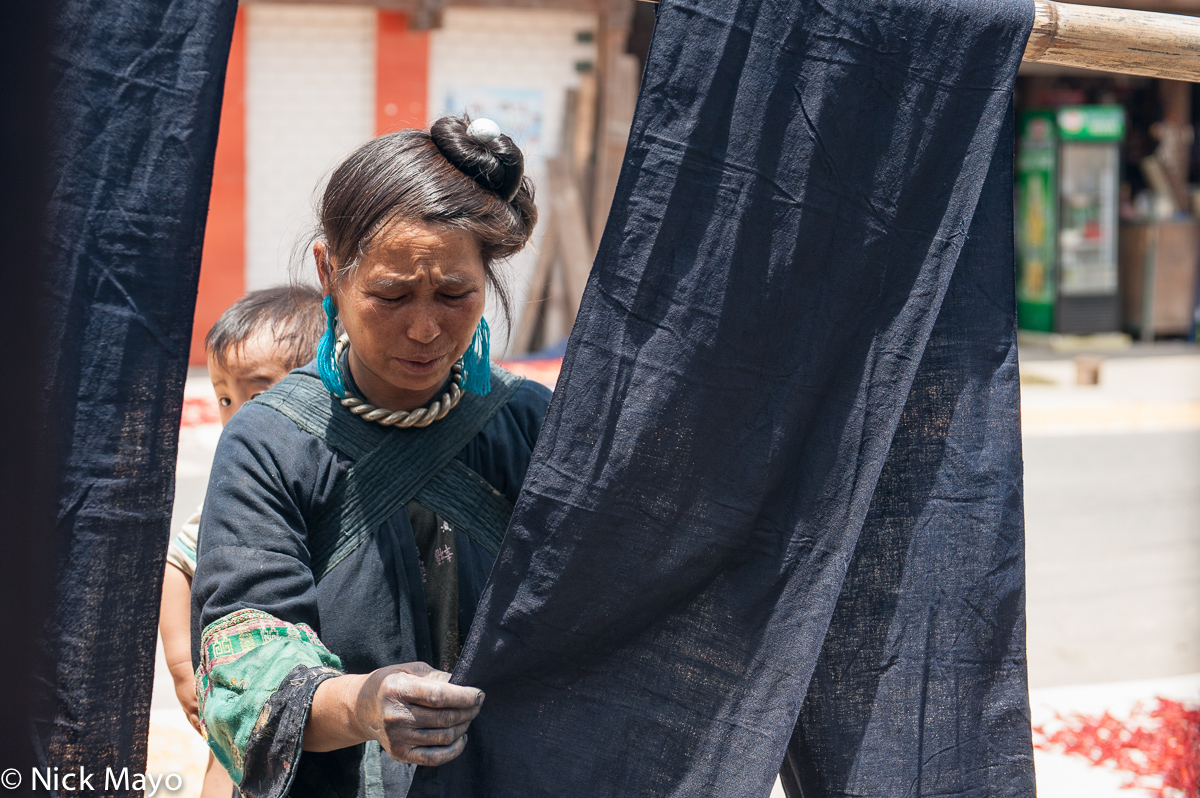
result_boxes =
[208,332,293,426]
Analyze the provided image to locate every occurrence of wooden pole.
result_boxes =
[547,155,595,327]
[634,0,1200,82]
[1026,0,1200,81]
[591,8,639,247]
[512,215,557,355]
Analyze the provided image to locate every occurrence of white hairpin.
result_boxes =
[466,118,502,144]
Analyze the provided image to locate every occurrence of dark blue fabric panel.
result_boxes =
[782,110,1032,798]
[412,0,1035,794]
[33,0,238,784]
[0,0,53,779]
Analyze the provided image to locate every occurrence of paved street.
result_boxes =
[1025,428,1200,687]
[1020,348,1200,689]
[1019,348,1200,797]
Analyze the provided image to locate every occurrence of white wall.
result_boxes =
[246,5,376,290]
[243,6,598,352]
[430,8,598,352]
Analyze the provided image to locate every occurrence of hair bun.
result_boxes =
[431,115,525,202]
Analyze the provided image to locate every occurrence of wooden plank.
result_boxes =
[1073,0,1200,10]
[512,215,558,355]
[548,156,595,326]
[591,33,639,245]
[1033,0,1200,11]
[1026,0,1200,81]
[547,244,573,343]
[572,72,598,179]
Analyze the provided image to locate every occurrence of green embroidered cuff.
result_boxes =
[198,609,343,784]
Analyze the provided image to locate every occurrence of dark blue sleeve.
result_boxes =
[190,403,347,658]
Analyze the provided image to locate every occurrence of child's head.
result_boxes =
[205,285,325,425]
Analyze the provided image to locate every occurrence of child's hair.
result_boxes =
[205,285,325,372]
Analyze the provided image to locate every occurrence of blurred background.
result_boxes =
[186,0,655,364]
[159,1,1200,796]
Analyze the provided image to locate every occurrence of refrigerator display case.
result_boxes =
[1017,106,1125,333]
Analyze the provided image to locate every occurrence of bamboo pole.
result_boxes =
[634,0,1200,82]
[1027,0,1200,81]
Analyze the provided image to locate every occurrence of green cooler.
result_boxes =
[1017,106,1124,333]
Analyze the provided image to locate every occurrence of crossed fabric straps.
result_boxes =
[250,366,523,581]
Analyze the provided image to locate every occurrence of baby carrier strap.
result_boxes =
[251,365,524,579]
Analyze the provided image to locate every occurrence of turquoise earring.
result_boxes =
[317,295,346,397]
[461,318,491,395]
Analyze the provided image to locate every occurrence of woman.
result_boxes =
[191,116,551,798]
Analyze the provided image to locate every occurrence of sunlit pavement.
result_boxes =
[156,348,1200,797]
[1021,349,1200,689]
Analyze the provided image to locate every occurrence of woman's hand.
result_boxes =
[356,663,484,765]
[305,662,484,766]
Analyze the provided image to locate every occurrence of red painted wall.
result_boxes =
[190,9,246,365]
[376,11,429,135]
[189,10,427,364]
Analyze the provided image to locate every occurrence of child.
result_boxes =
[159,285,324,798]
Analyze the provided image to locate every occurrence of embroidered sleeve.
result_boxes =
[198,608,344,793]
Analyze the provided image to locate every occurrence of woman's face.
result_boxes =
[317,221,486,411]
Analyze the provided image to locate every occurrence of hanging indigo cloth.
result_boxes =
[32,0,238,786]
[412,0,1035,794]
[0,0,54,779]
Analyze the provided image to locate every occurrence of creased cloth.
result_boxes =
[411,0,1036,795]
[32,0,238,785]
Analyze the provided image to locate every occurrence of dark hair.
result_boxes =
[316,115,537,328]
[205,285,325,372]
